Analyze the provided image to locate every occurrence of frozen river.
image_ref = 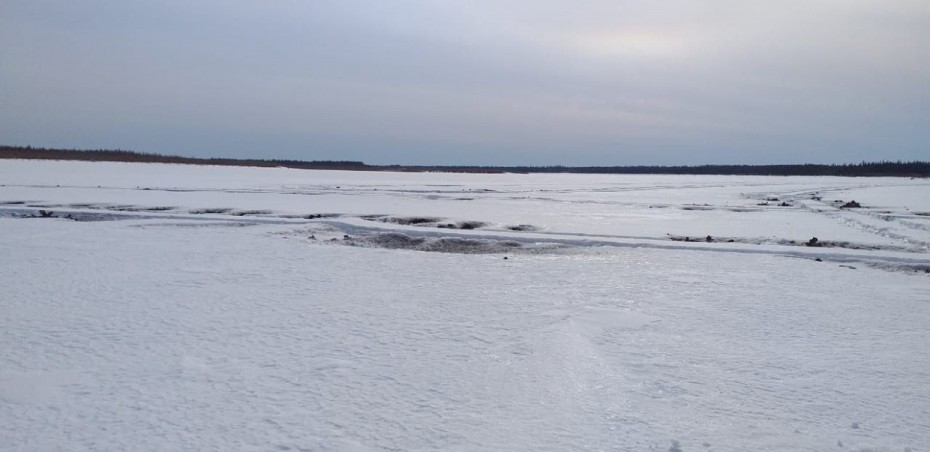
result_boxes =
[2,160,929,451]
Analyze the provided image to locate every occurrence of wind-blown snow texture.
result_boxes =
[1,160,929,451]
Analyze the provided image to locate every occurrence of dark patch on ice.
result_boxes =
[28,202,179,213]
[840,200,862,208]
[353,232,425,248]
[667,233,916,253]
[97,204,177,212]
[0,208,138,222]
[278,213,342,219]
[387,216,441,225]
[364,215,538,232]
[457,221,486,230]
[100,204,137,211]
[438,220,487,230]
[1,206,302,226]
[0,200,28,205]
[189,207,233,214]
[366,216,443,226]
[302,213,340,219]
[799,239,889,251]
[341,232,552,254]
[229,209,272,216]
[669,234,720,243]
[61,211,142,222]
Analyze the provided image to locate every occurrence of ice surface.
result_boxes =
[1,160,929,451]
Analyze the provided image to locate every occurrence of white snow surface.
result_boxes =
[1,160,929,451]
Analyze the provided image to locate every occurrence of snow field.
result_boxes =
[1,160,929,451]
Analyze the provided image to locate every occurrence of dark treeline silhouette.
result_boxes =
[495,162,930,177]
[2,145,928,177]
[0,145,366,170]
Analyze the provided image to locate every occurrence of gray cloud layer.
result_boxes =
[2,1,928,165]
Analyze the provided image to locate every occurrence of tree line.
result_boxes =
[0,145,365,170]
[2,145,928,177]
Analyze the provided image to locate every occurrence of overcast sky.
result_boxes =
[2,1,928,165]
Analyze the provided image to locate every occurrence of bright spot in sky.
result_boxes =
[571,29,688,58]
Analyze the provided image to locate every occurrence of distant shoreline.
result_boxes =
[2,145,928,177]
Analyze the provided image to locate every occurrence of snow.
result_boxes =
[1,160,929,451]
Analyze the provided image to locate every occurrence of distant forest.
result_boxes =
[2,145,929,177]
